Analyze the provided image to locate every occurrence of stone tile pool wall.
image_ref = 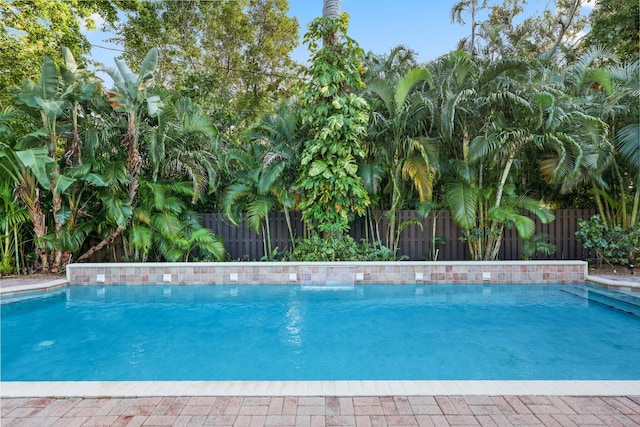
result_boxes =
[66,261,587,286]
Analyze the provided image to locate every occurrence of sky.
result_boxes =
[85,0,596,80]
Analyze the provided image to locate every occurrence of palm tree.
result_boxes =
[365,67,437,254]
[0,181,30,275]
[430,53,562,260]
[322,0,342,45]
[450,0,488,57]
[540,49,639,229]
[149,96,221,203]
[322,0,341,18]
[13,55,68,271]
[244,103,303,248]
[126,181,224,262]
[222,148,280,259]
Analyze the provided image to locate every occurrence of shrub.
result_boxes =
[285,235,395,261]
[521,233,556,260]
[575,215,640,267]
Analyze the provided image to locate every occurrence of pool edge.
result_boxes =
[2,380,639,397]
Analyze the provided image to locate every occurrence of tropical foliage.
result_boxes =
[296,13,370,238]
[2,0,639,270]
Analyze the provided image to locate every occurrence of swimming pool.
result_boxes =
[2,284,639,381]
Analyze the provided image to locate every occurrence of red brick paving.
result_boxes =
[2,395,639,426]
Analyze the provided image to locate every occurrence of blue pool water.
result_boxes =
[2,284,639,381]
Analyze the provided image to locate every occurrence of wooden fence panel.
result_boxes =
[201,209,597,262]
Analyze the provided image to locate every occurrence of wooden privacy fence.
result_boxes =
[201,209,597,261]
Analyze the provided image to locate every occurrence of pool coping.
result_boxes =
[3,380,640,398]
[1,274,638,297]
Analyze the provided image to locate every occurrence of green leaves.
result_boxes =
[298,13,371,236]
[14,148,55,190]
[394,68,432,116]
[138,48,159,88]
[445,180,478,231]
[52,174,76,196]
[39,56,59,101]
[107,48,163,118]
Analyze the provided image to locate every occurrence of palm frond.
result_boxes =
[366,78,394,115]
[246,198,275,234]
[445,180,478,230]
[258,161,285,195]
[394,68,432,116]
[617,123,640,170]
[402,155,433,202]
[358,162,385,195]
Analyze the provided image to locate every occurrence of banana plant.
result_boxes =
[13,48,110,271]
[77,48,163,262]
[13,55,68,270]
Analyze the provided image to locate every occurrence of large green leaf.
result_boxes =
[146,95,163,117]
[188,229,225,261]
[138,48,159,88]
[152,212,182,236]
[61,47,78,85]
[101,161,130,186]
[52,174,76,195]
[513,215,536,239]
[115,58,137,86]
[14,148,54,190]
[258,161,285,195]
[247,198,275,234]
[445,180,478,230]
[82,173,107,187]
[617,123,640,170]
[394,68,431,116]
[102,195,132,228]
[35,98,64,120]
[55,205,72,226]
[366,78,394,116]
[308,160,328,177]
[130,225,152,253]
[222,182,254,225]
[517,197,556,224]
[39,56,59,100]
[358,162,384,194]
[487,205,536,239]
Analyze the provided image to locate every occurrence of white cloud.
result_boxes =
[582,0,597,9]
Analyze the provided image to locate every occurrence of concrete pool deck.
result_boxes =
[2,271,640,426]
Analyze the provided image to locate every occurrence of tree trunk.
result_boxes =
[546,0,582,61]
[76,227,124,262]
[283,204,296,251]
[322,0,341,18]
[631,175,640,227]
[322,0,342,46]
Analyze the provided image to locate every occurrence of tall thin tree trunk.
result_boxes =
[484,145,517,260]
[547,0,582,61]
[13,226,20,274]
[283,205,296,251]
[631,175,640,227]
[322,0,342,45]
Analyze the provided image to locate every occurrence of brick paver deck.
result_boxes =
[2,395,640,426]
